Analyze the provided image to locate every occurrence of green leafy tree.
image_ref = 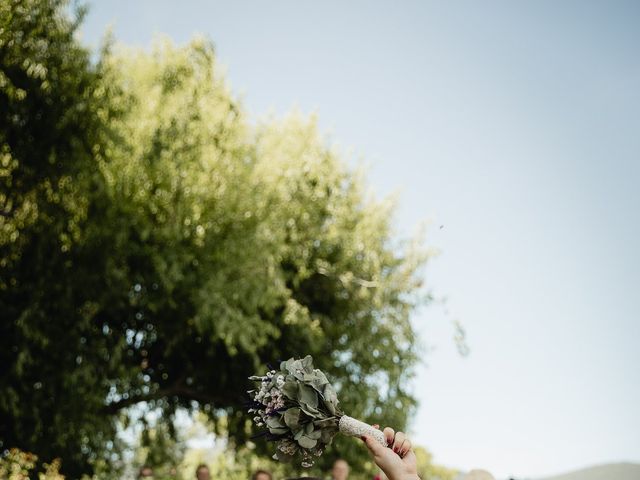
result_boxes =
[1,1,429,477]
[1,0,124,477]
[132,419,186,480]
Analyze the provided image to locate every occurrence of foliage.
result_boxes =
[132,418,186,480]
[180,443,290,480]
[0,0,429,477]
[0,448,65,480]
[1,0,125,477]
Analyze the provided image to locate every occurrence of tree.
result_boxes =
[1,0,124,476]
[0,1,429,477]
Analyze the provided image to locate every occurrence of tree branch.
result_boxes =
[102,383,219,414]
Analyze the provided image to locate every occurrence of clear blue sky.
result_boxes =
[80,1,640,478]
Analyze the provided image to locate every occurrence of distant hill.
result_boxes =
[538,463,640,480]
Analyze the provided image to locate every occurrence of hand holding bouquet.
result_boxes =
[248,355,386,467]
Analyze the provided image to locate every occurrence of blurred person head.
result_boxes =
[196,463,211,480]
[463,470,495,480]
[138,465,154,478]
[331,459,349,480]
[252,469,272,480]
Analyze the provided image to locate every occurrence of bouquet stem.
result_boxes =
[338,415,387,446]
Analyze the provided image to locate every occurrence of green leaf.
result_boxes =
[298,402,320,417]
[301,355,314,373]
[322,384,339,414]
[297,435,317,449]
[310,370,330,394]
[298,384,318,409]
[282,358,295,373]
[266,416,284,429]
[268,426,288,435]
[283,408,301,429]
[304,422,314,434]
[282,378,298,399]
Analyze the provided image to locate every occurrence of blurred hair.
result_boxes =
[138,465,153,478]
[252,469,273,480]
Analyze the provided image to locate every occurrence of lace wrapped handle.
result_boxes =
[338,415,387,446]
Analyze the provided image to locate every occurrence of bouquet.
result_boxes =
[248,355,386,467]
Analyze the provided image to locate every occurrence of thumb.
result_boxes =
[362,434,387,457]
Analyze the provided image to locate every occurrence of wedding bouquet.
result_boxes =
[248,355,386,467]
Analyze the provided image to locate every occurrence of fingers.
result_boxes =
[364,426,413,459]
[361,434,386,457]
[383,427,395,446]
[402,437,412,457]
[392,431,412,457]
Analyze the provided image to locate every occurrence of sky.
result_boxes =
[79,1,640,478]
